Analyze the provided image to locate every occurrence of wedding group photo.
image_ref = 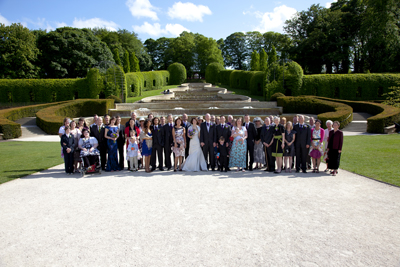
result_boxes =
[1,0,400,266]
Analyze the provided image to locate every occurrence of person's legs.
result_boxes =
[179,156,183,170]
[130,156,134,171]
[133,156,138,170]
[284,157,288,172]
[288,157,293,172]
[316,158,321,171]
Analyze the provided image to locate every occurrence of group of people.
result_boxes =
[59,112,344,176]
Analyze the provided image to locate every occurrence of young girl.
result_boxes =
[127,130,139,172]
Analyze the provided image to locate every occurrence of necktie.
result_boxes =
[155,126,157,131]
[221,124,224,129]
[246,123,248,129]
[207,123,209,127]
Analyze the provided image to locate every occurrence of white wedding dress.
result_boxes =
[182,125,208,172]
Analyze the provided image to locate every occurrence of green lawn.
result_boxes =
[0,141,63,184]
[126,85,180,103]
[341,135,400,187]
[216,84,266,101]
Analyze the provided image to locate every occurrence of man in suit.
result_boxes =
[200,113,217,171]
[243,114,257,171]
[99,115,110,170]
[293,115,311,173]
[261,117,275,172]
[216,116,231,170]
[182,113,191,158]
[116,116,125,170]
[163,114,174,170]
[90,116,106,170]
[125,111,140,128]
[151,117,164,171]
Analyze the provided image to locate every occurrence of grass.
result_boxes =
[216,84,266,101]
[126,85,180,103]
[0,141,63,185]
[341,135,400,187]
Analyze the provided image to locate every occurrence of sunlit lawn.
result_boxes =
[0,141,63,185]
[341,135,400,187]
[216,84,266,101]
[126,85,180,103]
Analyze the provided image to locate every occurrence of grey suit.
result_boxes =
[293,123,311,171]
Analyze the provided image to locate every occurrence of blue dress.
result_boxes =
[229,127,247,168]
[106,126,120,171]
[141,131,153,156]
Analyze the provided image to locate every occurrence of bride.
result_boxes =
[182,117,208,172]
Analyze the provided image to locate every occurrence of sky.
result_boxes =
[0,0,337,42]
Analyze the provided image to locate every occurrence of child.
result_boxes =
[61,126,75,175]
[217,136,229,172]
[127,130,139,172]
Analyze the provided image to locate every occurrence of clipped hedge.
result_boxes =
[302,74,400,100]
[0,78,87,103]
[249,71,265,96]
[315,97,400,133]
[220,70,234,85]
[277,96,353,129]
[229,70,254,90]
[205,62,224,84]
[125,70,170,97]
[167,63,186,85]
[36,99,114,135]
[270,92,285,101]
[0,101,69,139]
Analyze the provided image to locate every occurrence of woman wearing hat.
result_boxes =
[309,119,325,173]
[138,117,145,169]
[253,117,265,169]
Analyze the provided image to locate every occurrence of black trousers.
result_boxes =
[118,144,124,169]
[246,141,254,169]
[265,145,275,171]
[219,155,228,170]
[164,144,173,169]
[295,145,308,171]
[83,155,97,167]
[202,143,215,169]
[64,152,74,173]
[151,143,164,170]
[100,144,107,170]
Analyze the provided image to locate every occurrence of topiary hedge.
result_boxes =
[0,78,87,103]
[270,92,285,101]
[36,99,114,135]
[0,101,69,139]
[125,70,170,97]
[167,63,186,85]
[229,70,254,90]
[277,96,353,129]
[249,71,265,96]
[205,62,224,84]
[315,97,400,133]
[219,70,234,85]
[302,74,400,100]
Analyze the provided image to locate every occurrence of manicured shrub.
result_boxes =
[219,70,234,85]
[270,92,285,101]
[86,68,103,98]
[285,61,303,96]
[106,95,122,103]
[249,71,265,96]
[168,63,186,85]
[36,99,114,135]
[125,70,170,97]
[205,62,224,84]
[229,70,253,90]
[104,65,126,100]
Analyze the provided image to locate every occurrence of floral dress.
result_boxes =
[253,127,265,164]
[173,126,185,157]
[229,127,247,168]
[309,128,324,159]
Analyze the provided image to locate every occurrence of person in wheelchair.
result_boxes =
[78,128,100,172]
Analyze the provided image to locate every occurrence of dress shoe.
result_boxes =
[264,169,269,172]
[151,168,156,172]
[167,167,172,171]
[227,168,231,171]
[249,167,253,171]
[212,168,215,171]
[302,170,307,173]
[295,169,300,173]
[159,168,164,171]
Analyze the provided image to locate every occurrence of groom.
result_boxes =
[200,113,217,171]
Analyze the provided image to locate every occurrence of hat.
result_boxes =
[197,116,203,120]
[139,117,145,121]
[253,117,262,123]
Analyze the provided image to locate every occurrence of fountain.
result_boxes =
[109,83,282,121]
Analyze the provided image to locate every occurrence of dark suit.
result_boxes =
[151,124,164,170]
[216,123,231,170]
[217,143,229,171]
[61,134,75,174]
[293,123,311,171]
[200,121,217,170]
[163,123,174,169]
[183,121,191,158]
[260,124,275,171]
[243,122,257,170]
[99,125,108,170]
[125,119,140,129]
[117,124,125,169]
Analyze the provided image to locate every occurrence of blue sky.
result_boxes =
[0,0,336,41]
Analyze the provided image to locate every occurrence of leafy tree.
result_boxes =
[0,23,39,78]
[129,51,140,72]
[246,31,263,53]
[194,34,224,76]
[113,48,122,66]
[259,48,268,72]
[123,49,130,73]
[168,32,196,76]
[144,37,173,70]
[222,32,248,70]
[250,50,260,71]
[383,87,400,108]
[37,27,114,78]
[268,45,277,66]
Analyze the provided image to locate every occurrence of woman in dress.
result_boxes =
[309,119,325,173]
[283,121,296,173]
[78,128,100,170]
[172,117,186,171]
[138,117,146,169]
[125,118,141,170]
[229,118,247,172]
[182,118,208,172]
[70,120,82,173]
[269,116,285,173]
[327,121,343,176]
[140,119,153,172]
[104,116,120,172]
[323,120,333,172]
[253,117,265,169]
[77,117,88,132]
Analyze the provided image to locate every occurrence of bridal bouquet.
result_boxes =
[188,129,196,138]
[111,132,119,143]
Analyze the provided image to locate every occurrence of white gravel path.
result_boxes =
[0,163,399,267]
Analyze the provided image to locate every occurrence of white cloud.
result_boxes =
[0,13,11,25]
[325,0,337,8]
[133,22,189,37]
[22,17,54,31]
[252,5,297,33]
[168,2,212,22]
[126,0,159,21]
[72,18,119,31]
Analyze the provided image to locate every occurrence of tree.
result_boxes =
[250,50,260,71]
[37,27,114,78]
[144,37,173,70]
[222,32,248,70]
[0,23,39,78]
[129,51,140,72]
[268,45,277,66]
[168,31,195,77]
[194,34,224,76]
[113,48,122,66]
[123,49,130,73]
[259,49,268,72]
